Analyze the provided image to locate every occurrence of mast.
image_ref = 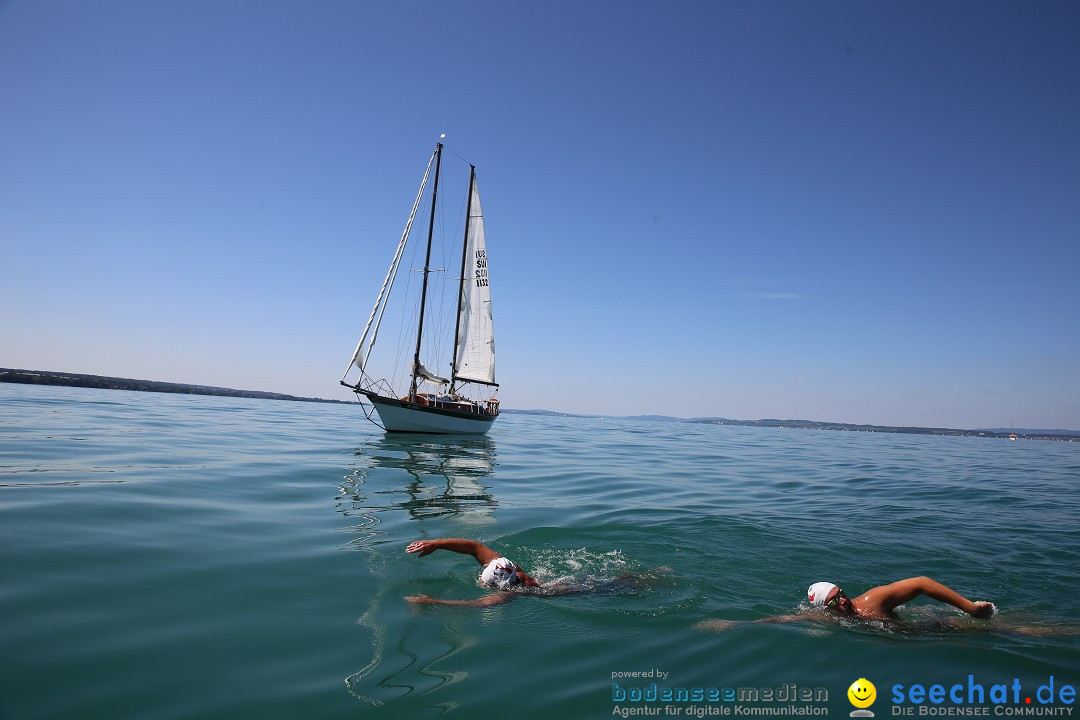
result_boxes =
[409,142,443,400]
[450,164,476,394]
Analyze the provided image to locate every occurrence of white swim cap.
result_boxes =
[480,558,518,587]
[807,582,839,607]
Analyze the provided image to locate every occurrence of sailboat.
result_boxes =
[341,141,499,434]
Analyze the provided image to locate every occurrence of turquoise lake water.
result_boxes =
[2,384,1078,719]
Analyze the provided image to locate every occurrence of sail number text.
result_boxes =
[474,249,488,287]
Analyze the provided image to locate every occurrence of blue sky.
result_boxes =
[2,1,1078,429]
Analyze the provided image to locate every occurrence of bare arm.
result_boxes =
[405,593,516,607]
[754,614,810,624]
[514,569,541,587]
[869,577,994,618]
[695,614,809,632]
[405,538,501,565]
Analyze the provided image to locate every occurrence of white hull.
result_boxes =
[368,396,497,435]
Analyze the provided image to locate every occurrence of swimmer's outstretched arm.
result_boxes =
[867,577,994,618]
[695,614,810,632]
[405,538,540,586]
[754,614,809,624]
[405,593,516,607]
[406,538,500,565]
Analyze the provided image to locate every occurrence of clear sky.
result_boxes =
[2,1,1078,429]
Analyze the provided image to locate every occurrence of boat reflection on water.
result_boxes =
[338,433,497,526]
[340,433,497,706]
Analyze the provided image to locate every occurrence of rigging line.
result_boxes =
[440,143,473,167]
[345,149,435,379]
[384,252,418,395]
[425,189,457,379]
[394,276,423,393]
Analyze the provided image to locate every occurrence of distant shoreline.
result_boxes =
[503,409,1078,442]
[3,368,1076,441]
[0,368,356,405]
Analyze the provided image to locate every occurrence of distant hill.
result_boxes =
[679,417,1077,441]
[4,369,1075,441]
[977,427,1080,438]
[500,408,582,417]
[0,369,355,405]
[503,409,1077,441]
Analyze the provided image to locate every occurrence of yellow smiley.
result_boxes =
[848,678,876,708]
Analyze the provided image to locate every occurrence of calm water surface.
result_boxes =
[2,384,1078,719]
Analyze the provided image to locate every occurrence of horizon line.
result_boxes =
[3,368,1077,438]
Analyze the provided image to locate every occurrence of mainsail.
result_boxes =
[453,175,496,387]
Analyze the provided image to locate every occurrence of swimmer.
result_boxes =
[404,537,656,607]
[805,577,994,620]
[697,576,995,632]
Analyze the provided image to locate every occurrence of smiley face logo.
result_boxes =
[848,678,876,709]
